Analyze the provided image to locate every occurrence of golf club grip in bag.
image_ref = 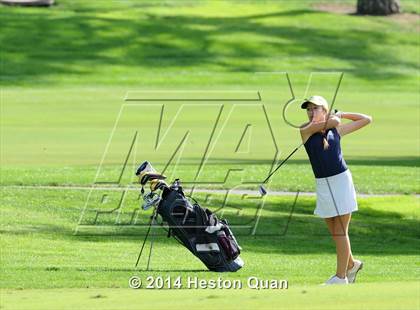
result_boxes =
[158,182,244,272]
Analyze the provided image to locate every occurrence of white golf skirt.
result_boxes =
[314,169,358,218]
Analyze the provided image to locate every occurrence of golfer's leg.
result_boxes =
[347,247,355,269]
[333,214,351,278]
[324,217,335,235]
[347,213,355,269]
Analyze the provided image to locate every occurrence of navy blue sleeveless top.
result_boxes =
[304,127,347,178]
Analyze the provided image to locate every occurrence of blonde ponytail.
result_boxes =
[323,137,329,150]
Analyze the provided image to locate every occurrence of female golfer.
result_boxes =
[300,96,372,285]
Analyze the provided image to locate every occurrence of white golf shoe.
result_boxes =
[347,260,363,283]
[323,275,349,285]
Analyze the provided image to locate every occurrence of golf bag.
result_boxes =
[136,162,244,272]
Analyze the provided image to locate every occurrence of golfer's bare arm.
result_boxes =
[336,112,372,137]
[300,115,341,143]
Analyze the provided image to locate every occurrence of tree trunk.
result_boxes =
[357,0,401,15]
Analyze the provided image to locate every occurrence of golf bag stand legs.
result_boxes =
[135,208,158,270]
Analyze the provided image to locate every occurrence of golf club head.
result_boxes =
[259,185,267,196]
[135,161,166,185]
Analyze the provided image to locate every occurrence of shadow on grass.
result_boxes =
[5,194,417,256]
[0,5,418,85]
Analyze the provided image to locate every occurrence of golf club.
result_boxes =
[259,143,304,196]
[258,109,341,196]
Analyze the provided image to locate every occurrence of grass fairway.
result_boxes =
[1,0,419,87]
[2,282,419,310]
[1,188,419,309]
[0,0,419,309]
[1,84,419,194]
[1,0,419,194]
[1,189,419,286]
